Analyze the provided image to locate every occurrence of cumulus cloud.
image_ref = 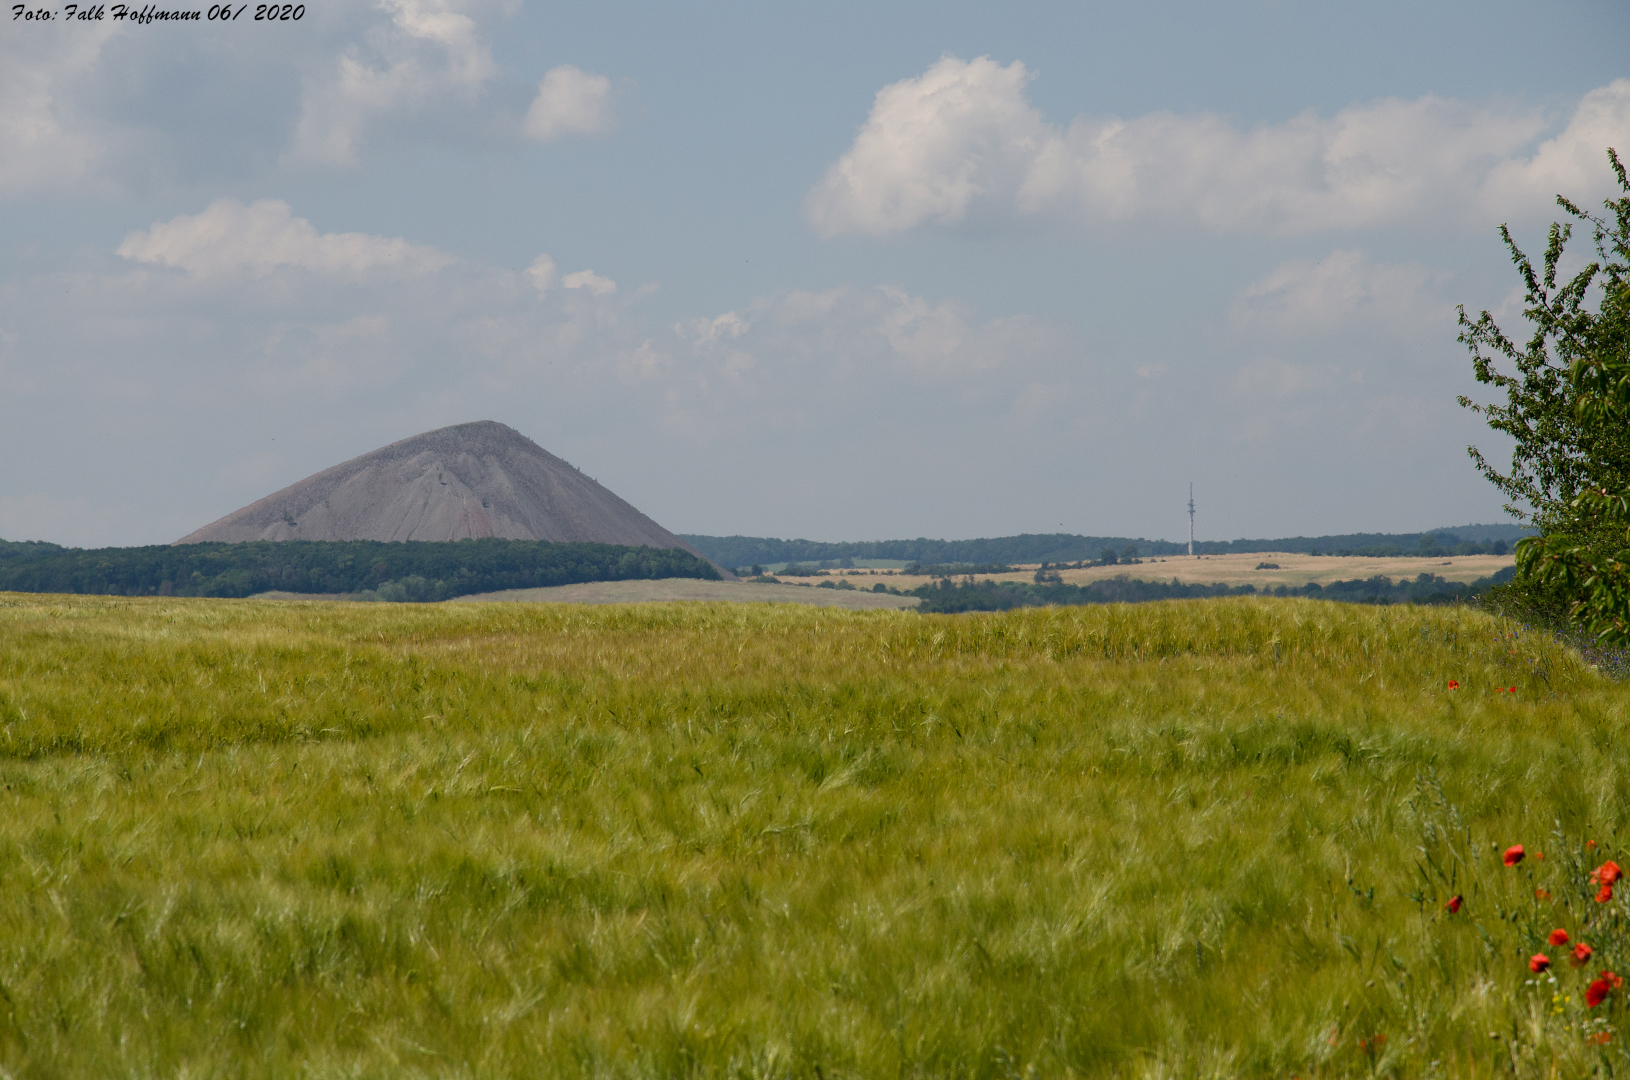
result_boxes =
[0,0,603,190]
[676,285,1045,381]
[116,199,456,279]
[807,56,1044,236]
[524,65,614,140]
[1483,82,1630,210]
[292,0,500,165]
[1231,250,1451,338]
[0,25,119,196]
[524,254,557,292]
[562,269,617,296]
[808,56,1630,237]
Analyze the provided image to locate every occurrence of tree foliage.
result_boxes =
[1507,152,1630,643]
[1458,150,1630,534]
[0,538,718,600]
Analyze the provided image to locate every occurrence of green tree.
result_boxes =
[1458,150,1630,535]
[1461,149,1630,637]
[1511,155,1630,643]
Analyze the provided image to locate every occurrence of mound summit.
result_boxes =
[177,421,710,562]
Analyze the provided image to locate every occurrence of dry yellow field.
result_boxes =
[788,551,1514,592]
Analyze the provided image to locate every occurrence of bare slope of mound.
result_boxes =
[177,422,706,562]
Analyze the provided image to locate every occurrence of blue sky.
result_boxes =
[2,0,1628,546]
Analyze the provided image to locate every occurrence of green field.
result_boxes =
[1,593,1628,1077]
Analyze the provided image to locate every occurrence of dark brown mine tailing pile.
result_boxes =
[176,421,711,562]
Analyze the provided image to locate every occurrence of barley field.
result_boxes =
[0,592,1626,1078]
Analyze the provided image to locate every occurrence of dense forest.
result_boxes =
[684,525,1532,569]
[0,538,717,600]
[909,568,1517,613]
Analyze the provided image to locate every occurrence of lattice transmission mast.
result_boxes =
[1188,483,1195,558]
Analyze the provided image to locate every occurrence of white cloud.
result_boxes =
[809,56,1630,237]
[873,286,1029,376]
[562,269,617,296]
[679,285,1045,381]
[0,25,119,196]
[524,65,614,141]
[116,199,456,279]
[678,312,750,350]
[1482,81,1630,211]
[292,0,500,166]
[525,254,558,292]
[1231,250,1451,338]
[807,56,1045,236]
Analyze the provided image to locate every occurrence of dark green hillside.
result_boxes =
[0,538,717,600]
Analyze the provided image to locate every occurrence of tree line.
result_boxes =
[0,538,718,600]
[910,569,1517,613]
[684,528,1527,570]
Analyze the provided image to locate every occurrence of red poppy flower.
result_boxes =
[1531,953,1552,973]
[1445,895,1462,913]
[1504,845,1526,867]
[1535,852,1545,860]
[1508,686,1517,693]
[1592,861,1623,886]
[1549,929,1571,946]
[1588,973,1622,1007]
[1536,888,1552,900]
[1591,1031,1613,1045]
[1448,680,1460,690]
[1574,943,1595,966]
[1588,840,1599,849]
[1598,884,1615,904]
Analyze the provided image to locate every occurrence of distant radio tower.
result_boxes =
[1188,483,1195,557]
